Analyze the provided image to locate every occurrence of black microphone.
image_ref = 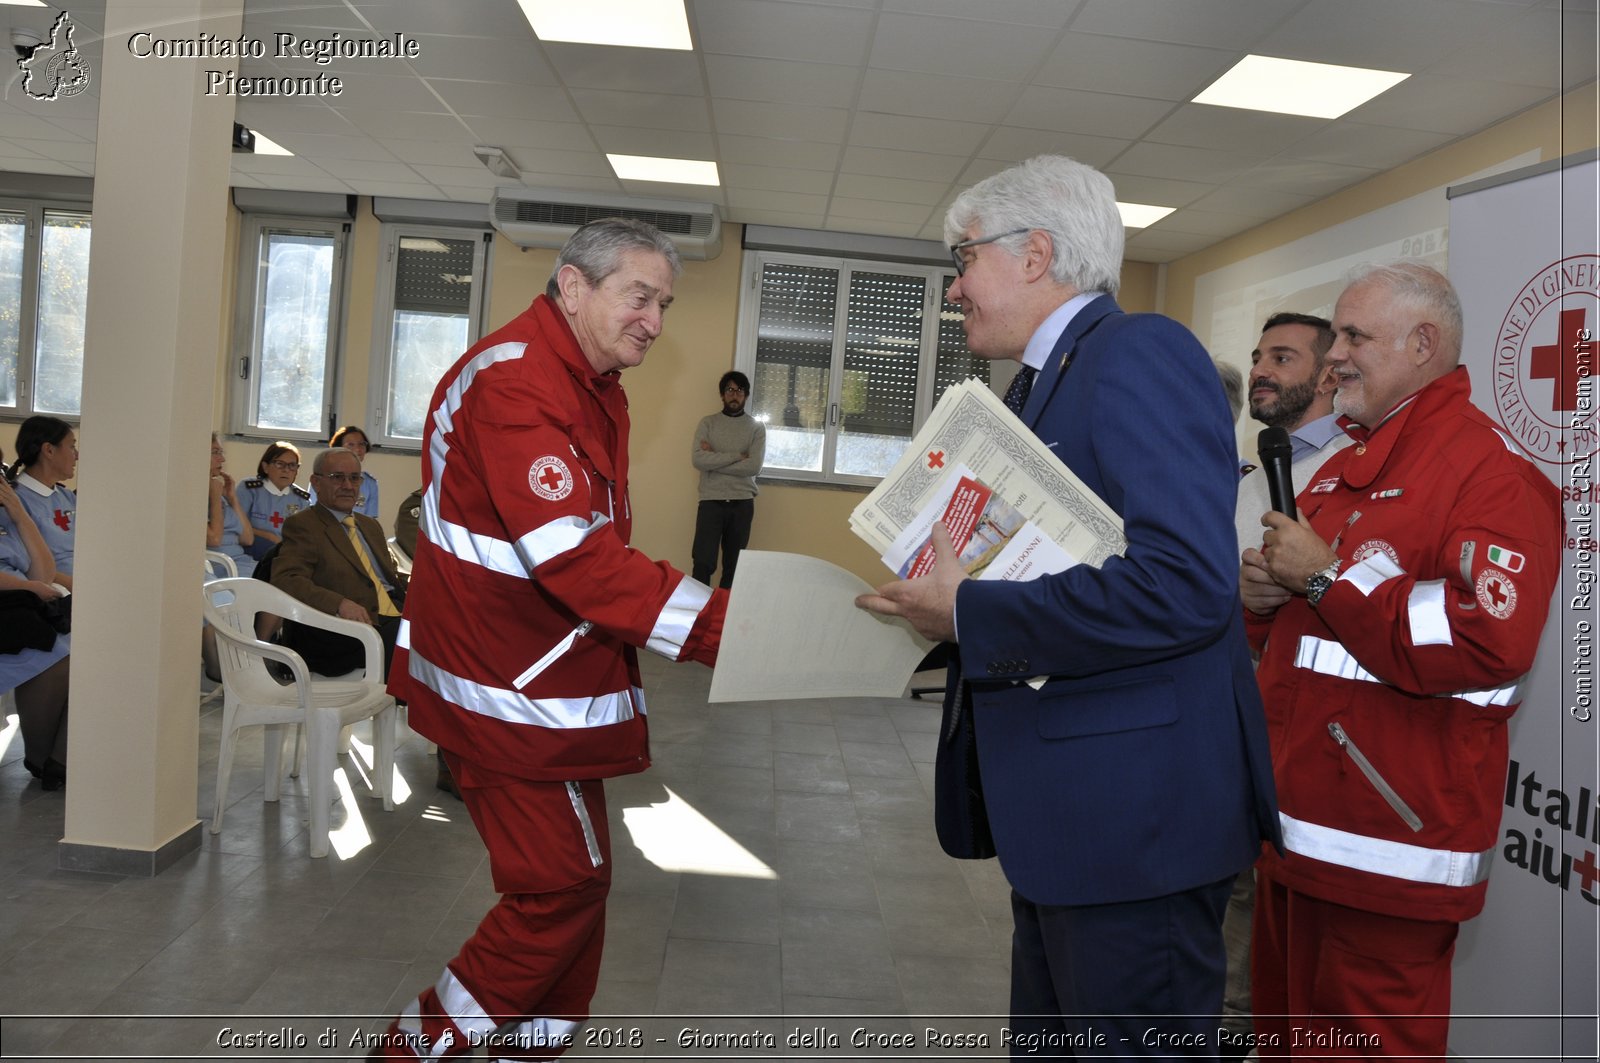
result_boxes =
[1257,426,1297,522]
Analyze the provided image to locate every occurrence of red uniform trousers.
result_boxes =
[1251,870,1458,1061]
[373,756,612,1062]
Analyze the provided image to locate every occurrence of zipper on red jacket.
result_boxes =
[1327,721,1424,832]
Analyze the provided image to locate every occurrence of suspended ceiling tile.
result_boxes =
[827,196,939,224]
[1432,5,1598,89]
[727,188,830,214]
[37,117,98,141]
[409,163,509,188]
[357,180,447,199]
[1146,209,1266,237]
[839,145,970,183]
[1101,173,1220,208]
[318,71,444,112]
[428,79,579,122]
[508,172,624,195]
[977,127,1132,167]
[1111,141,1267,185]
[328,108,469,140]
[881,0,1079,27]
[542,42,706,96]
[1231,157,1382,198]
[868,11,1056,79]
[694,0,875,64]
[1342,74,1551,134]
[857,69,1021,125]
[1257,0,1526,72]
[587,125,717,159]
[833,171,953,206]
[1034,33,1237,100]
[1281,121,1456,170]
[461,118,597,152]
[270,132,401,162]
[404,34,561,86]
[728,207,829,228]
[1003,86,1175,139]
[1122,228,1219,255]
[314,158,425,183]
[615,180,725,204]
[719,163,835,194]
[1069,0,1301,50]
[572,89,711,133]
[381,137,494,168]
[351,0,533,40]
[704,55,859,109]
[1187,183,1319,218]
[236,100,351,136]
[718,134,842,171]
[498,146,615,178]
[712,98,851,142]
[847,112,991,155]
[1143,104,1325,155]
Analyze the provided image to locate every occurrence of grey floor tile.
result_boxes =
[773,720,841,755]
[0,923,177,1013]
[829,713,902,744]
[840,739,918,780]
[773,751,850,794]
[598,889,677,983]
[773,838,880,913]
[654,937,782,1014]
[241,951,410,1015]
[669,872,780,945]
[775,790,861,843]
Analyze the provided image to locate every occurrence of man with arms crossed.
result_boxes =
[1243,262,1561,1057]
[371,219,726,1060]
[690,369,764,588]
[859,155,1278,1057]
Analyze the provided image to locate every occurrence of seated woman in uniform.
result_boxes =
[237,441,309,561]
[206,434,255,578]
[5,415,77,592]
[0,444,69,791]
[311,425,380,521]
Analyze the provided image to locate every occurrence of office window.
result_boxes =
[736,250,987,486]
[368,226,489,447]
[230,216,347,440]
[0,203,91,419]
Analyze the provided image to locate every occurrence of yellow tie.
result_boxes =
[343,516,400,617]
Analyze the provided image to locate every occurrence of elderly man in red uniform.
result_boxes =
[1242,261,1562,1059]
[372,219,726,1061]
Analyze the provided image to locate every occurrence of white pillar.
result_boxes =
[61,0,242,873]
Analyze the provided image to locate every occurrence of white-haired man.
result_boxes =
[859,155,1279,1057]
[1243,262,1562,1057]
[372,219,726,1060]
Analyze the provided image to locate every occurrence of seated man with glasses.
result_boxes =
[237,441,310,561]
[271,448,408,680]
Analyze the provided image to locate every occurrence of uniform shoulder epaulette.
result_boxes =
[241,477,265,489]
[291,484,311,499]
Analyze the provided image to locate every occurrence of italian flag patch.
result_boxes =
[1486,544,1525,573]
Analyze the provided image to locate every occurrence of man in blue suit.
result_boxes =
[860,155,1279,1057]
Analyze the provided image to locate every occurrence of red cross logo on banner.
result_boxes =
[927,450,945,469]
[1529,307,1592,412]
[528,455,575,501]
[52,509,70,531]
[269,511,285,529]
[1574,849,1600,897]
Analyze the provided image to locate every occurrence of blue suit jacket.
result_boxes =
[941,295,1279,906]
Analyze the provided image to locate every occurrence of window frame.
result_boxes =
[0,196,93,423]
[364,222,492,451]
[227,213,351,443]
[733,247,980,488]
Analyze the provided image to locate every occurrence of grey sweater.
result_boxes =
[692,411,765,501]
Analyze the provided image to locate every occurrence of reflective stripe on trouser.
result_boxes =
[374,768,611,1060]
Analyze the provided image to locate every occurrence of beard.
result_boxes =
[1250,377,1319,429]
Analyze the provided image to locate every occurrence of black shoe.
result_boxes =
[22,758,42,779]
[40,759,65,791]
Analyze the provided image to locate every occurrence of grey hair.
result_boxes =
[546,217,683,300]
[313,448,359,477]
[1214,358,1245,423]
[1345,261,1463,360]
[944,155,1124,296]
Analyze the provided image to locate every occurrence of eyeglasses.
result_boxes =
[269,461,300,471]
[318,472,361,485]
[949,228,1033,276]
[722,385,746,395]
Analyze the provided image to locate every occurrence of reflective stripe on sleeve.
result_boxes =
[1280,811,1494,888]
[645,575,713,659]
[1339,551,1405,597]
[1406,579,1453,647]
[1294,635,1523,707]
[514,513,611,570]
[408,649,636,728]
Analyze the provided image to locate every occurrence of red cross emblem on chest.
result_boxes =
[52,509,70,531]
[269,511,285,529]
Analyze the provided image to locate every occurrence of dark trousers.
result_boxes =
[1008,874,1235,1059]
[284,614,401,678]
[691,498,754,589]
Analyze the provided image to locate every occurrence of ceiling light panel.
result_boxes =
[1193,55,1409,120]
[607,154,720,186]
[516,0,692,50]
[1117,202,1175,229]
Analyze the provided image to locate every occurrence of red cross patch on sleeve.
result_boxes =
[529,456,575,501]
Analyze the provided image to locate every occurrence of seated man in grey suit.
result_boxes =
[272,448,407,678]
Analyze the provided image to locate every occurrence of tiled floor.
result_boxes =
[0,656,1014,1060]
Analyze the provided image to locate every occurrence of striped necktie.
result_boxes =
[343,516,400,618]
[1003,365,1037,415]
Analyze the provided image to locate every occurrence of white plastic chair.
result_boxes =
[387,536,413,576]
[201,577,396,858]
[203,550,238,580]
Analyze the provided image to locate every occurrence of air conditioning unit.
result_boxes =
[490,187,723,260]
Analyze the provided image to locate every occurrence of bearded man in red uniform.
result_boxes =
[1241,262,1562,1059]
[372,219,726,1061]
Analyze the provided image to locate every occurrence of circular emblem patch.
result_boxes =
[529,456,574,501]
[1476,568,1518,620]
[1491,253,1599,466]
[1351,539,1401,567]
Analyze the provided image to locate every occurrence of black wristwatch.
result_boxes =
[1305,560,1341,607]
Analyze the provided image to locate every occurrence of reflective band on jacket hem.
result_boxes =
[1341,552,1405,597]
[1407,579,1453,647]
[423,511,526,578]
[1279,811,1493,887]
[493,1017,582,1058]
[408,649,635,728]
[1293,635,1523,708]
[646,575,712,659]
